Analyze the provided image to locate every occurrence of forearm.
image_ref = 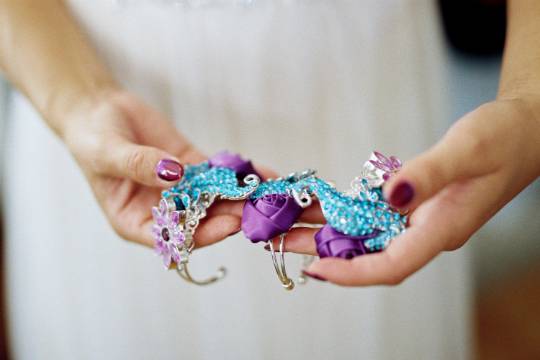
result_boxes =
[0,0,117,136]
[499,0,540,100]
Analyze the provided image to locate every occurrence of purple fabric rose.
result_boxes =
[315,225,380,259]
[208,151,262,183]
[242,194,303,243]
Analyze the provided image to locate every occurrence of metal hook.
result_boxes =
[175,242,226,286]
[268,233,295,290]
[176,263,227,286]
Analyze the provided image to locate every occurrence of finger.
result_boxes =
[193,214,242,248]
[265,227,319,255]
[253,164,279,180]
[206,200,245,218]
[107,184,161,247]
[304,222,444,286]
[113,93,201,159]
[298,201,325,224]
[383,111,502,210]
[99,138,184,187]
[134,214,241,250]
[123,213,157,248]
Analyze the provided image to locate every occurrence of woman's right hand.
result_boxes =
[0,1,250,250]
[62,90,246,247]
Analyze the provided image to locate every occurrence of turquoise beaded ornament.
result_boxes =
[250,169,406,252]
[242,151,407,289]
[152,160,260,285]
[248,151,407,253]
[151,151,407,287]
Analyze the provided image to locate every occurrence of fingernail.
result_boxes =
[389,181,415,207]
[302,270,327,282]
[156,159,183,182]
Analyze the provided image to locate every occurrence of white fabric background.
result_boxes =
[3,1,471,359]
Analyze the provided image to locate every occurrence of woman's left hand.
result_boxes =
[279,98,540,286]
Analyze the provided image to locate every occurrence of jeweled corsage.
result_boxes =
[152,150,407,289]
[241,152,407,289]
[151,152,261,285]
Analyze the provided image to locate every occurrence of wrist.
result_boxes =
[496,95,540,177]
[50,81,123,140]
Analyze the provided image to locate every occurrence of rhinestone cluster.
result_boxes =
[152,152,407,266]
[249,153,406,251]
[162,162,259,205]
[153,161,260,267]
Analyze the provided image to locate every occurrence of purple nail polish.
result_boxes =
[389,181,415,207]
[156,159,183,182]
[302,271,327,282]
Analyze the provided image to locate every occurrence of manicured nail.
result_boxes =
[389,181,415,207]
[156,159,183,182]
[302,270,327,282]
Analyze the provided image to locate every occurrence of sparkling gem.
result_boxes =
[161,228,170,242]
[173,196,185,211]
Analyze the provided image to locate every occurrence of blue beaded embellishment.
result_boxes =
[162,162,260,210]
[156,152,405,255]
[250,157,407,252]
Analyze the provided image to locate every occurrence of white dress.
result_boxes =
[3,1,471,359]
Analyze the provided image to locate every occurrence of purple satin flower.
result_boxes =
[208,151,261,183]
[369,151,402,181]
[242,194,303,243]
[315,225,379,259]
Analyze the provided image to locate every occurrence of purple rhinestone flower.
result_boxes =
[152,199,185,268]
[369,151,402,181]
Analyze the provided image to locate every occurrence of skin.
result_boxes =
[0,0,539,285]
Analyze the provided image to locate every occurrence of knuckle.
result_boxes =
[446,120,486,155]
[421,156,445,182]
[110,220,132,243]
[90,136,111,172]
[125,150,147,179]
[385,271,407,286]
[112,225,128,240]
[466,132,491,158]
[68,133,109,174]
[444,232,470,251]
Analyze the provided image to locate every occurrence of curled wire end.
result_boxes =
[282,279,295,291]
[269,234,295,291]
[176,263,227,286]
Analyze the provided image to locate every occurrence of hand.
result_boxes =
[280,98,540,286]
[62,90,255,247]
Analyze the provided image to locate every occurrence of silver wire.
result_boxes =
[176,263,227,286]
[268,234,294,290]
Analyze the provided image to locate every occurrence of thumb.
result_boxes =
[100,139,184,187]
[383,123,497,210]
